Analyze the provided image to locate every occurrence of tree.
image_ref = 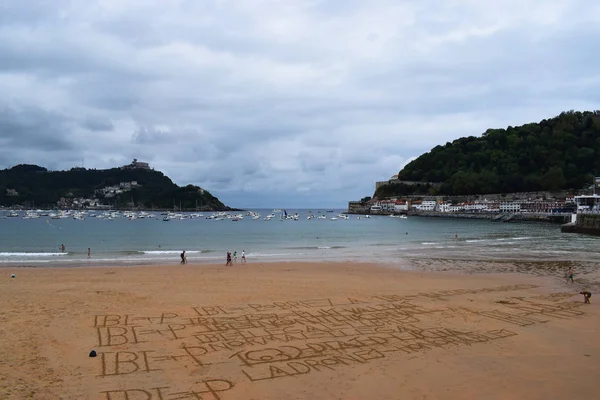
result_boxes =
[390,110,600,196]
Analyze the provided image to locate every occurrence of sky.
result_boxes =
[1,0,599,208]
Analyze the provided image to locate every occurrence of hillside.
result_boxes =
[0,162,234,210]
[376,110,600,198]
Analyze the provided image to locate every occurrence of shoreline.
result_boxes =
[4,257,599,290]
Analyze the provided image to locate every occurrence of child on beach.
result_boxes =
[241,249,246,263]
[566,267,574,284]
[580,291,592,304]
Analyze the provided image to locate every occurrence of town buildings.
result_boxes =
[349,196,574,216]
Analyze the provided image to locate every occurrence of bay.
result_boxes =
[0,209,598,266]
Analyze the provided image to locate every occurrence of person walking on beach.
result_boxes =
[241,249,246,263]
[233,251,237,263]
[226,252,232,266]
[60,244,65,252]
[87,248,91,258]
[180,250,187,264]
[566,267,574,283]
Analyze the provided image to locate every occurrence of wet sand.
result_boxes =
[0,261,598,399]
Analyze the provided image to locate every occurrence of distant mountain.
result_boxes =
[375,110,600,198]
[0,160,235,210]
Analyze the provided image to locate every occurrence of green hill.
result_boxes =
[0,162,234,210]
[376,110,600,198]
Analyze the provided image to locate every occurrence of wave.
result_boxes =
[284,246,346,250]
[140,250,203,254]
[0,252,67,257]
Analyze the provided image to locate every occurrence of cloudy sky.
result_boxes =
[1,0,599,208]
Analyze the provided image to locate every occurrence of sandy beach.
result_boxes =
[1,261,598,399]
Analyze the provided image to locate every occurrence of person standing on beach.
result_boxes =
[233,251,237,263]
[87,248,91,258]
[241,249,246,263]
[180,250,187,264]
[226,252,232,266]
[60,244,65,252]
[566,267,574,283]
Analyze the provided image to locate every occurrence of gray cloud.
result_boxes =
[0,106,74,150]
[0,0,599,207]
[82,117,114,132]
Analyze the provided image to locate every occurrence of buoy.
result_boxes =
[89,350,97,357]
[10,274,15,278]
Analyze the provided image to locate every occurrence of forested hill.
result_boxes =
[376,110,600,198]
[0,164,234,210]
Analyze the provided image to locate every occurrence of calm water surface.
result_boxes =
[1,209,598,266]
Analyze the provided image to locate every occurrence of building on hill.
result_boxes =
[123,159,150,170]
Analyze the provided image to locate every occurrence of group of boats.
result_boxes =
[0,209,376,222]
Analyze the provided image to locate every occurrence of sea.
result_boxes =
[0,209,599,267]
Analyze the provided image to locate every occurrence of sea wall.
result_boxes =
[411,211,570,224]
[346,207,571,223]
[561,214,600,235]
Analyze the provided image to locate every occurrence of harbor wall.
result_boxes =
[561,214,600,235]
[410,211,570,224]
[347,206,570,224]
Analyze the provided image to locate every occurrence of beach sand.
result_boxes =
[0,261,598,399]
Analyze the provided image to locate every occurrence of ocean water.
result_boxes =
[0,209,598,266]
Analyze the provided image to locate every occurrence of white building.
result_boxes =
[438,202,463,213]
[414,200,437,211]
[394,200,409,212]
[499,201,521,212]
